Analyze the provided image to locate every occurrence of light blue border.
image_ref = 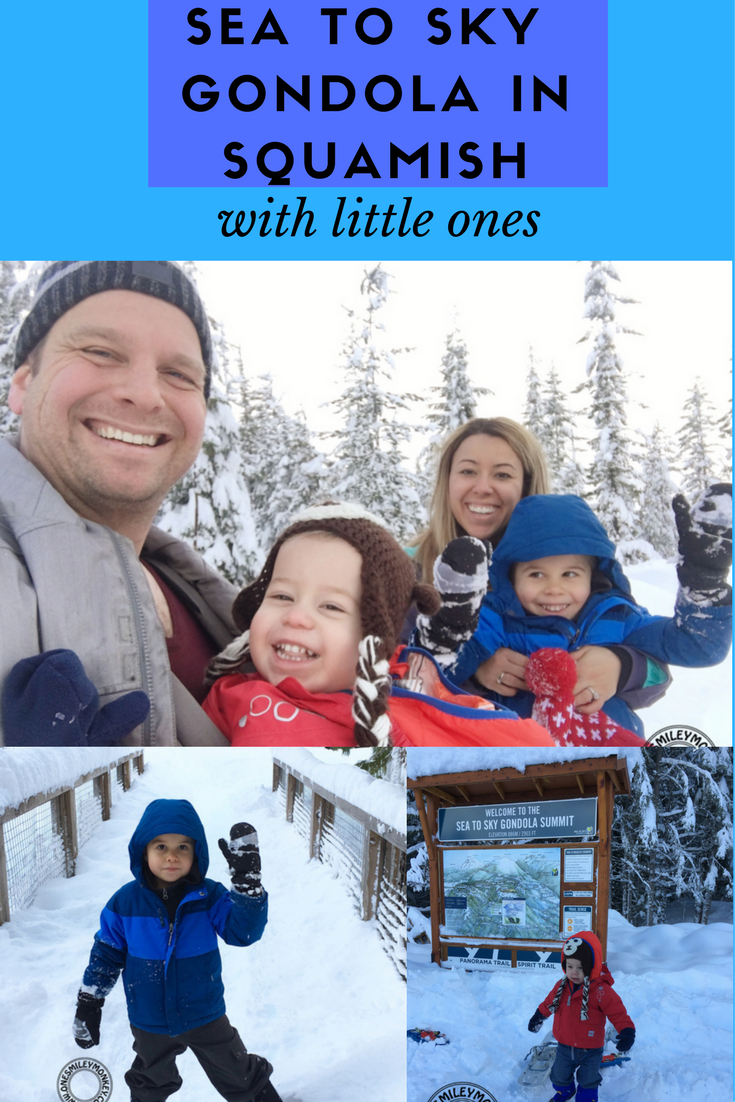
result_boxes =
[2,0,732,258]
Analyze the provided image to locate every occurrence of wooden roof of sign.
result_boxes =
[408,754,631,805]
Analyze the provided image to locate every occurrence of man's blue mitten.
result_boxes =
[3,649,150,746]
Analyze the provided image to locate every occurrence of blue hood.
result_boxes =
[490,495,634,615]
[129,798,209,886]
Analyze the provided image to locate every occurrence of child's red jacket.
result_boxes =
[202,648,554,747]
[537,931,634,1048]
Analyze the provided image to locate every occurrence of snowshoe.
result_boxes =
[600,1052,631,1069]
[518,1030,557,1087]
[407,1027,450,1045]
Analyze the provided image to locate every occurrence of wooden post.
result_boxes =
[309,793,322,859]
[285,774,296,822]
[272,762,280,793]
[0,825,10,925]
[59,790,79,877]
[596,770,611,959]
[99,770,112,821]
[135,753,145,775]
[361,831,381,920]
[122,759,132,791]
[424,791,445,964]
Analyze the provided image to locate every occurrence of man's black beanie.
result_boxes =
[13,261,214,400]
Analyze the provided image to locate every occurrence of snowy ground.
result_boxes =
[0,749,406,1102]
[625,560,732,744]
[407,909,734,1102]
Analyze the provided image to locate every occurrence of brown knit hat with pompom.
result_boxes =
[208,503,441,746]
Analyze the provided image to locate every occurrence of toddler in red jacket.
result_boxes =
[203,503,554,748]
[527,931,635,1102]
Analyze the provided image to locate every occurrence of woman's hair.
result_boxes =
[412,417,551,581]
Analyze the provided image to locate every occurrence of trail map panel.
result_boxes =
[443,847,561,939]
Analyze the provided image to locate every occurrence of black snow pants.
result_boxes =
[125,1014,282,1102]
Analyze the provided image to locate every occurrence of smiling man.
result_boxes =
[0,261,238,745]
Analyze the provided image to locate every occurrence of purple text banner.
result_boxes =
[149,1,607,187]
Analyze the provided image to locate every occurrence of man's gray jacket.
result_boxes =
[0,437,239,745]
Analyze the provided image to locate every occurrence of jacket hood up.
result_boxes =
[490,495,634,616]
[129,798,209,886]
[561,929,604,982]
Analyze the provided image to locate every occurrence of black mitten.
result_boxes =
[414,536,490,667]
[218,823,263,896]
[615,1026,635,1053]
[3,650,150,746]
[73,991,104,1049]
[673,483,732,604]
[528,1009,545,1033]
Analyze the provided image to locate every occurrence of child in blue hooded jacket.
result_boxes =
[423,487,732,736]
[73,798,282,1102]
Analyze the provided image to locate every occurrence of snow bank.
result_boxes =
[273,749,406,834]
[0,749,135,815]
[607,910,734,975]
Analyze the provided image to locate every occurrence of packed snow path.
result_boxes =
[0,749,405,1102]
[407,909,733,1102]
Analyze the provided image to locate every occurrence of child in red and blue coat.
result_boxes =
[527,931,635,1102]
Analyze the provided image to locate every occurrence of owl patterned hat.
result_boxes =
[546,932,600,1022]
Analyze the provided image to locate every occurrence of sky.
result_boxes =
[195,259,732,471]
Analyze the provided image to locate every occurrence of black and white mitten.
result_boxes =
[218,823,263,896]
[73,991,104,1048]
[414,536,490,669]
[673,483,732,607]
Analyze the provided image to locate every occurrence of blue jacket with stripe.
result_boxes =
[81,798,268,1035]
[449,495,731,735]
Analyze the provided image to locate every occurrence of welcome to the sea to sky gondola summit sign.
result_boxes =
[438,797,597,842]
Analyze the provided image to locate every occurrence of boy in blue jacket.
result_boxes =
[418,485,731,736]
[73,798,282,1102]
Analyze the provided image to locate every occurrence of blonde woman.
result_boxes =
[411,418,670,718]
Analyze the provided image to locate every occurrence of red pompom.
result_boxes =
[525,648,642,747]
[526,648,578,698]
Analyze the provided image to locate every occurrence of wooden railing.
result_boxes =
[0,752,144,924]
[273,757,407,979]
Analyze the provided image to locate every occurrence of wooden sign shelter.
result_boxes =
[408,755,631,968]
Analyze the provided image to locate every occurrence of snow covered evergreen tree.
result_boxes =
[428,318,489,438]
[538,362,586,495]
[324,265,422,542]
[716,368,732,479]
[612,748,733,926]
[242,374,325,549]
[613,754,663,925]
[579,262,643,559]
[639,423,679,559]
[158,276,260,586]
[677,379,717,499]
[522,346,545,442]
[356,747,407,783]
[0,261,44,437]
[416,317,491,508]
